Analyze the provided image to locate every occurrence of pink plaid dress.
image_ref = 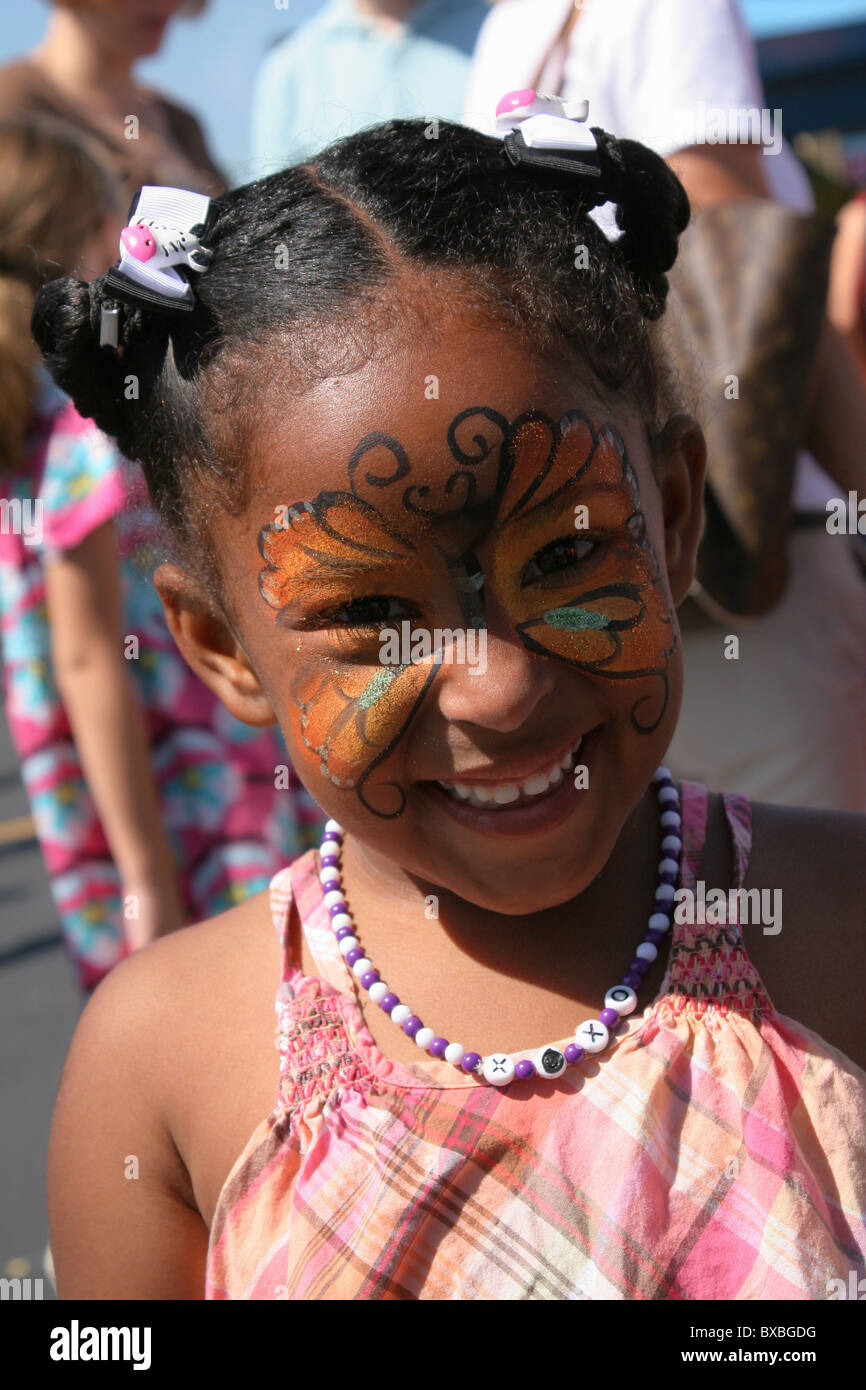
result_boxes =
[205,781,866,1300]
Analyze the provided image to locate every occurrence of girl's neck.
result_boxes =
[340,784,661,991]
[30,11,135,102]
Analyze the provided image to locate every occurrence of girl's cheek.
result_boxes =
[285,656,442,818]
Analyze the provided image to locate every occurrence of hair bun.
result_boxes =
[592,129,690,319]
[32,276,131,435]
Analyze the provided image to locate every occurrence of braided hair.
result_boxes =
[32,119,690,581]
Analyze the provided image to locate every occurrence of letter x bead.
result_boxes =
[574,1018,609,1053]
[482,1053,516,1086]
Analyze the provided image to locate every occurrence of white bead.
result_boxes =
[574,1018,609,1053]
[415,1027,435,1050]
[648,912,671,931]
[444,1042,465,1066]
[390,1004,411,1026]
[331,913,352,931]
[535,1045,566,1078]
[652,765,671,784]
[320,863,340,880]
[338,935,359,956]
[368,982,388,1003]
[323,889,346,910]
[351,957,373,978]
[482,1053,515,1086]
[658,858,678,876]
[604,984,638,1016]
[324,819,342,835]
[636,942,658,962]
[655,883,675,902]
[661,835,681,855]
[657,785,678,804]
[660,810,681,829]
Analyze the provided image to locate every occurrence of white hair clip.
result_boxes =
[102,185,213,332]
[494,88,603,189]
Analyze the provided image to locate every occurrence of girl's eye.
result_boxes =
[318,595,409,629]
[522,536,596,584]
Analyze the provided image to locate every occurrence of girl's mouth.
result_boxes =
[419,730,598,838]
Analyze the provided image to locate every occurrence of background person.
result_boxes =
[0,118,320,992]
[250,0,489,175]
[0,0,225,202]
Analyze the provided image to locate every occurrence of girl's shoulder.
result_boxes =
[734,797,866,1072]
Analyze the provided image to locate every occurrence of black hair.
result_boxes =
[31,119,689,585]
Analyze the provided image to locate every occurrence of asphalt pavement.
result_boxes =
[0,706,81,1300]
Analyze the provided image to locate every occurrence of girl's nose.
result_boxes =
[434,628,557,733]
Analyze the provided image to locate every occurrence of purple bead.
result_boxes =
[379,992,399,1014]
[328,902,348,918]
[622,971,642,989]
[319,854,339,869]
[645,928,666,946]
[429,1037,448,1058]
[564,1042,586,1065]
[629,957,651,977]
[461,1051,482,1073]
[321,830,342,843]
[334,926,354,941]
[654,779,674,795]
[361,970,380,990]
[345,947,364,967]
[659,870,678,887]
[515,1059,536,1080]
[599,1007,619,1028]
[652,897,672,916]
[402,1015,423,1038]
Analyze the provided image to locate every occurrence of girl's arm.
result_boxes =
[45,518,186,947]
[48,946,209,1299]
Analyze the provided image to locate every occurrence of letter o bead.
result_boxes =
[603,985,638,1016]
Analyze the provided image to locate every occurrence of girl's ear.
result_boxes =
[653,413,706,605]
[154,562,278,727]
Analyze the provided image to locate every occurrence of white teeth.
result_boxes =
[438,735,585,809]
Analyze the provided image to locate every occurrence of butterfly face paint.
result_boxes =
[257,406,676,817]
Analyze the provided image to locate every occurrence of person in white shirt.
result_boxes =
[464,0,866,812]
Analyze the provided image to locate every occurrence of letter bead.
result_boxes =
[574,1018,609,1053]
[535,1045,566,1078]
[482,1053,516,1086]
[603,984,638,1016]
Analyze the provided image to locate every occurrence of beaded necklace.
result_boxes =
[317,765,681,1088]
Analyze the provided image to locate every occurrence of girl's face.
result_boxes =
[69,1,185,59]
[181,316,704,916]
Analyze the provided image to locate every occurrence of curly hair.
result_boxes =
[32,118,690,578]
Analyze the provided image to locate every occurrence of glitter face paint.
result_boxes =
[257,405,676,815]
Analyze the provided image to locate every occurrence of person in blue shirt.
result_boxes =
[250,0,489,175]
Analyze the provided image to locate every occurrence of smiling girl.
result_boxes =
[35,117,866,1300]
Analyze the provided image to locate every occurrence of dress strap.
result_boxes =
[268,864,305,1002]
[661,781,770,1017]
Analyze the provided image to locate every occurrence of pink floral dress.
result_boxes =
[0,374,323,991]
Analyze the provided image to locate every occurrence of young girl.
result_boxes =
[0,118,321,991]
[36,115,866,1299]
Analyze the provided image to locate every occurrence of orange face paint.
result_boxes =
[257,405,676,815]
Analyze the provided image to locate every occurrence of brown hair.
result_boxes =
[0,117,117,472]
